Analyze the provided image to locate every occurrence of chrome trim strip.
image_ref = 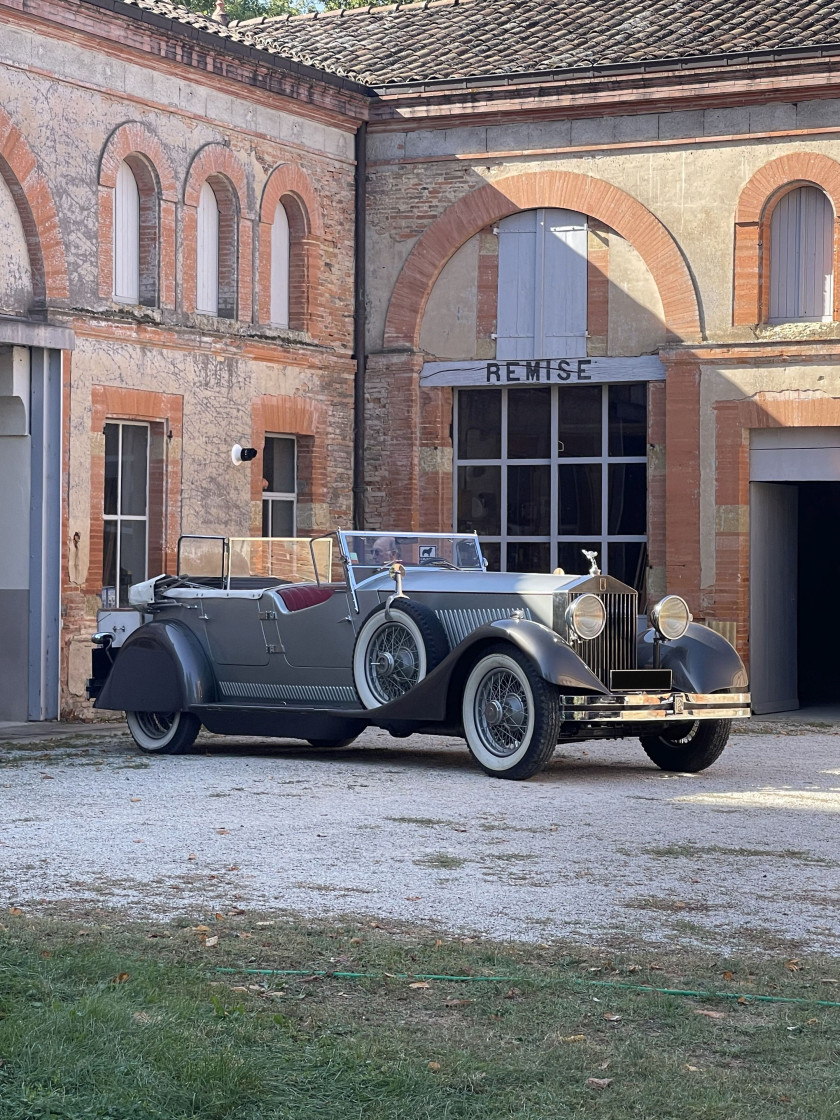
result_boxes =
[219,681,357,704]
[556,692,751,722]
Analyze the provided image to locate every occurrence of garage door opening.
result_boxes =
[750,425,840,714]
[797,481,840,706]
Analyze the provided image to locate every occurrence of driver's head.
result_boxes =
[370,536,399,563]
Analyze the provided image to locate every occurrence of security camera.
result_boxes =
[231,443,258,464]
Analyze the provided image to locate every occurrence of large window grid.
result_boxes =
[454,384,648,594]
[102,421,149,607]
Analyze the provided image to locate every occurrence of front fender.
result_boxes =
[637,622,749,693]
[369,619,608,725]
[94,620,217,712]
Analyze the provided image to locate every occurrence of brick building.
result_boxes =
[3,0,840,719]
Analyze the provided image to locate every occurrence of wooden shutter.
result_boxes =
[496,208,588,358]
[270,202,290,327]
[196,182,219,315]
[769,186,833,321]
[496,210,537,358]
[541,209,588,356]
[114,161,140,304]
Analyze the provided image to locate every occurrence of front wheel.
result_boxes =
[126,710,201,754]
[639,719,731,772]
[461,643,560,780]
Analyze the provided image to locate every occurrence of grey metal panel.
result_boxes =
[27,348,62,721]
[750,482,798,714]
[750,427,840,482]
[434,606,533,647]
[0,588,29,721]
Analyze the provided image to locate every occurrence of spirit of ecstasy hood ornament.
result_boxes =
[582,549,600,576]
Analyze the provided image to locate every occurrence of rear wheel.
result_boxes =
[126,710,201,754]
[461,643,560,780]
[640,719,731,772]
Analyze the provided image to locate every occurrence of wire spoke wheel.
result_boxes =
[461,643,560,780]
[640,718,731,772]
[353,601,450,710]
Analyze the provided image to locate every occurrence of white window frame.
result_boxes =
[102,420,149,607]
[270,201,290,328]
[114,160,140,304]
[262,434,297,538]
[769,185,834,323]
[453,385,647,580]
[196,180,219,315]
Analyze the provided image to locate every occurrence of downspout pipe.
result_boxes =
[352,121,367,530]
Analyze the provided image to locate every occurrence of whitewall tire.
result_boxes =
[125,710,201,754]
[462,643,561,780]
[352,601,449,709]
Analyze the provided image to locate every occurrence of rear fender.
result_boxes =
[94,620,216,712]
[637,622,749,693]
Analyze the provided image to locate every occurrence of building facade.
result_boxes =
[3,0,840,718]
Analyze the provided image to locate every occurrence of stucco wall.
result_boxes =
[0,174,32,314]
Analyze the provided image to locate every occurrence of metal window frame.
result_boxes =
[453,384,647,575]
[102,420,150,607]
[262,433,297,538]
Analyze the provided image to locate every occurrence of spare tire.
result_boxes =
[352,600,450,709]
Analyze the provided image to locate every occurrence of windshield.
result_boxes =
[339,532,484,576]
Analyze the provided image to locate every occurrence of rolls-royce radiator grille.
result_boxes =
[571,591,638,686]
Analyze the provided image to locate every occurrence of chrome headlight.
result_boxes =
[565,594,606,641]
[648,595,692,641]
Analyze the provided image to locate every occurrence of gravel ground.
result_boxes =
[1,721,839,952]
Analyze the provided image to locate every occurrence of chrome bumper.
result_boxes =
[558,692,751,723]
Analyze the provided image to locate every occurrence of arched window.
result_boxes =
[114,160,140,304]
[769,185,834,321]
[196,181,219,316]
[270,201,290,328]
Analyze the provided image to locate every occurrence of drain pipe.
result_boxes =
[352,121,367,530]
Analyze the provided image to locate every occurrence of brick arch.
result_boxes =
[733,152,840,325]
[98,122,179,307]
[0,104,69,305]
[257,164,323,330]
[182,144,253,319]
[384,170,701,349]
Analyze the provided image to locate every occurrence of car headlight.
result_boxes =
[565,594,606,641]
[648,595,692,641]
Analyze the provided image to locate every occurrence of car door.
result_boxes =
[260,587,357,669]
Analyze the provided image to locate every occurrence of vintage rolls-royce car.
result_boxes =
[88,531,750,780]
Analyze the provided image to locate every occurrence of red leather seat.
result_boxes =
[276,584,337,612]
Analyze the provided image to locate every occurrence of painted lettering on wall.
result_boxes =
[485,359,593,383]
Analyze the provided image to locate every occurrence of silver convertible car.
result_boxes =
[88,531,750,780]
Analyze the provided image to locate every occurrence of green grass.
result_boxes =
[1,911,839,1119]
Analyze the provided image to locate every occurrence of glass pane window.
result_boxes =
[457,389,501,459]
[508,387,550,458]
[102,422,149,607]
[454,384,648,588]
[262,435,296,538]
[457,465,501,535]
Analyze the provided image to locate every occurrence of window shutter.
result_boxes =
[114,161,140,304]
[197,182,219,315]
[496,208,588,358]
[270,202,290,327]
[769,185,833,320]
[541,210,588,357]
[496,210,537,358]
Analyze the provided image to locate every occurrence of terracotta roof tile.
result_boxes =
[244,0,840,85]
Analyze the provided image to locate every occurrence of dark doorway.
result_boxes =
[797,482,840,705]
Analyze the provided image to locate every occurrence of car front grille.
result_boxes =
[568,590,638,686]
